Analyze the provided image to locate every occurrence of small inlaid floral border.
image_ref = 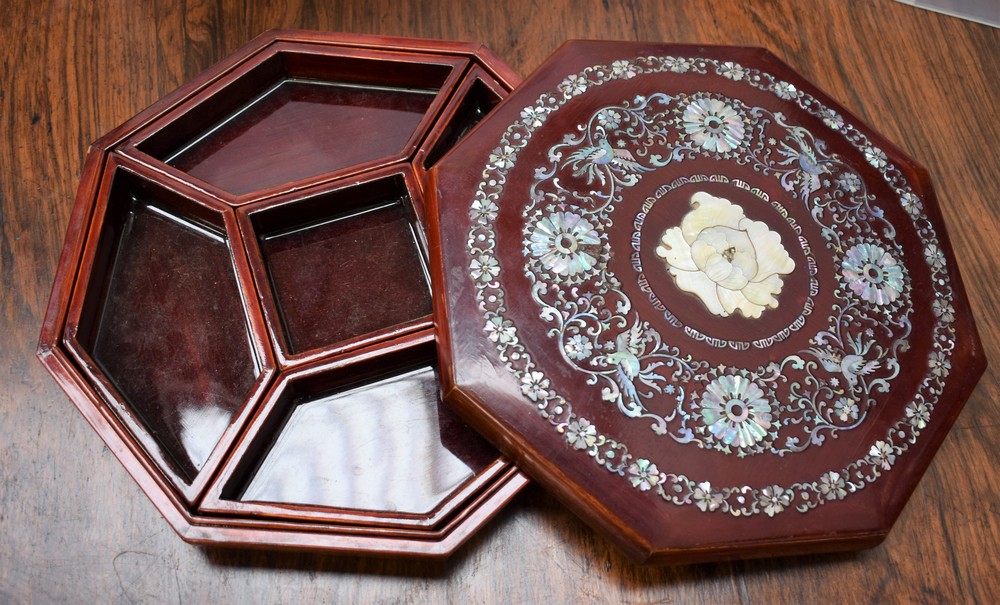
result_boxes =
[466,55,956,516]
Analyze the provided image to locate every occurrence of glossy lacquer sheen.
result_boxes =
[38,30,528,557]
[168,80,437,195]
[134,47,463,200]
[79,172,258,481]
[428,40,986,565]
[253,175,432,355]
[241,365,492,513]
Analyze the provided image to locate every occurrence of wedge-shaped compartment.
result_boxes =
[416,66,507,173]
[240,168,432,366]
[203,333,505,529]
[129,42,467,200]
[64,160,273,502]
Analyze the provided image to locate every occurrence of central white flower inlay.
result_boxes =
[655,192,795,318]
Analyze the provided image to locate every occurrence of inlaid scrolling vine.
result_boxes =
[467,55,954,516]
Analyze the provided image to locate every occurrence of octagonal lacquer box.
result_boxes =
[427,41,985,564]
[38,30,527,557]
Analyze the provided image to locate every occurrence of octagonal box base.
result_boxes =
[38,30,527,558]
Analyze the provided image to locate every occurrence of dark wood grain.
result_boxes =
[2,0,997,602]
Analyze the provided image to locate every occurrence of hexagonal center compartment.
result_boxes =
[247,171,432,357]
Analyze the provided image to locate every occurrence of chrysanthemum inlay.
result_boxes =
[527,211,601,280]
[464,52,950,520]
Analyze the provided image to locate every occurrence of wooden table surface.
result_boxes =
[2,1,997,603]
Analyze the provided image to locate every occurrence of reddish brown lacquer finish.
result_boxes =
[37,30,527,557]
[428,41,986,564]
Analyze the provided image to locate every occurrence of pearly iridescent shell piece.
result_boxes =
[655,192,795,318]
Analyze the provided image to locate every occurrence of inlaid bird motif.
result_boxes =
[807,333,881,390]
[776,131,834,201]
[605,323,648,416]
[565,138,649,185]
[607,323,645,379]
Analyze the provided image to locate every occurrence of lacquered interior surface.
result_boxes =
[257,184,432,354]
[166,79,437,195]
[423,78,503,168]
[241,365,492,513]
[85,183,258,481]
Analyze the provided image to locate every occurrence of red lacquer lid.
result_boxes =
[428,40,985,564]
